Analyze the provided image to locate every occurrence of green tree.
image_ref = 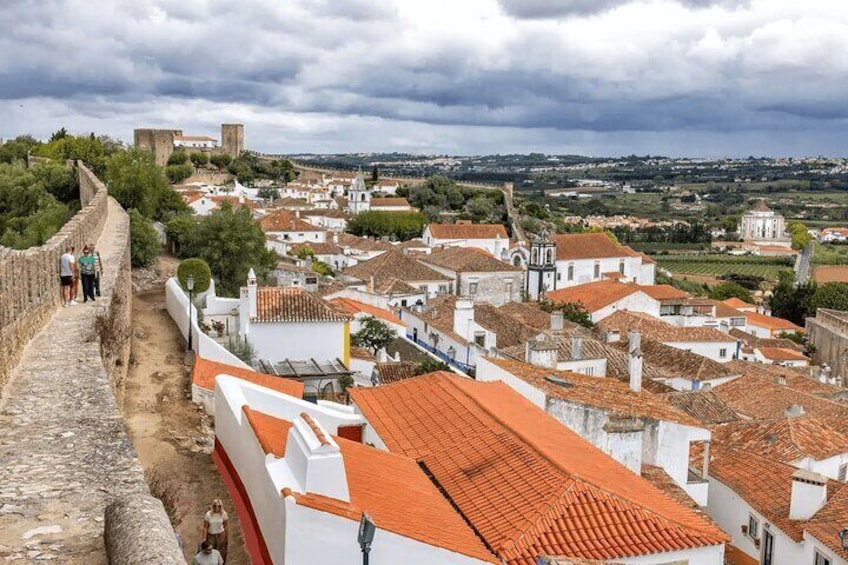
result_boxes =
[371,165,379,182]
[210,153,233,169]
[0,135,41,164]
[182,202,277,296]
[351,316,395,354]
[787,221,812,250]
[33,133,108,176]
[540,300,594,328]
[167,150,188,165]
[414,358,451,375]
[809,282,848,314]
[769,273,816,325]
[708,281,753,303]
[165,164,194,184]
[165,213,198,256]
[466,196,495,221]
[190,152,209,167]
[177,258,212,293]
[128,209,160,267]
[106,148,168,218]
[346,211,427,241]
[258,187,280,200]
[0,162,73,249]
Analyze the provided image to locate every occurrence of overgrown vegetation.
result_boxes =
[225,335,256,365]
[226,153,296,184]
[539,299,594,328]
[770,272,848,324]
[351,316,395,354]
[346,210,427,241]
[128,209,160,267]
[400,175,506,224]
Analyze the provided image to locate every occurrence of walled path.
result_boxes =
[0,198,148,563]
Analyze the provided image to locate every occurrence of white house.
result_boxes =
[173,134,217,149]
[373,179,400,195]
[418,246,524,306]
[261,209,328,244]
[214,375,496,565]
[369,197,413,212]
[525,232,656,299]
[349,372,727,564]
[302,210,349,233]
[237,270,351,366]
[741,310,803,338]
[476,354,714,505]
[422,222,509,256]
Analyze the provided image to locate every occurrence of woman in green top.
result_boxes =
[78,246,97,303]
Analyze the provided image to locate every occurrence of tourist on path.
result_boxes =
[70,245,80,301]
[59,246,77,306]
[192,541,224,565]
[79,246,97,303]
[201,499,228,562]
[89,242,103,297]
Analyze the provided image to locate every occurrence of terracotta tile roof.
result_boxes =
[631,339,741,382]
[805,484,848,561]
[598,311,737,344]
[639,285,689,300]
[498,302,591,335]
[661,391,740,425]
[426,223,509,240]
[743,311,802,333]
[711,417,848,462]
[374,362,419,384]
[546,280,638,313]
[241,407,496,562]
[328,297,403,326]
[483,357,700,426]
[344,249,452,284]
[289,241,343,256]
[372,277,421,296]
[252,287,351,323]
[175,135,216,141]
[350,346,376,361]
[260,209,324,232]
[729,328,806,352]
[640,465,721,531]
[549,233,638,261]
[420,246,523,273]
[192,356,304,397]
[393,238,429,250]
[302,209,349,219]
[759,346,809,362]
[349,373,726,564]
[721,297,755,310]
[724,360,837,396]
[210,196,261,210]
[370,197,411,207]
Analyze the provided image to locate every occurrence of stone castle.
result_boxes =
[134,123,244,166]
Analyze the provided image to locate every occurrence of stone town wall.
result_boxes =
[807,309,848,380]
[0,162,108,392]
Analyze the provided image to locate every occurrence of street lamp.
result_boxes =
[186,274,195,352]
[840,528,848,551]
[358,512,376,565]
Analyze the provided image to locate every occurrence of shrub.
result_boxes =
[177,258,212,293]
[167,150,188,165]
[210,153,233,169]
[165,164,193,184]
[225,336,255,365]
[190,152,209,167]
[129,209,160,267]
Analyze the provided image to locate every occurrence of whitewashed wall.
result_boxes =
[617,544,724,565]
[249,321,346,363]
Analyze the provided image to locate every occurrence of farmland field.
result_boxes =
[656,254,794,282]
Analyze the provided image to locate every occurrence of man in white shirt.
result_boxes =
[59,246,77,306]
[192,541,223,565]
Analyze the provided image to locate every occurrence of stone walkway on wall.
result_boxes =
[0,198,148,563]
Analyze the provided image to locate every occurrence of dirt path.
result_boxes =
[125,282,250,565]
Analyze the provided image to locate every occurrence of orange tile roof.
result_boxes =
[252,287,350,323]
[344,249,452,284]
[598,310,737,343]
[805,484,848,561]
[370,197,411,207]
[193,356,304,397]
[639,284,689,300]
[484,357,701,426]
[427,223,508,240]
[661,391,740,425]
[241,406,497,562]
[349,373,726,564]
[546,280,637,313]
[374,362,419,384]
[260,209,324,232]
[420,246,523,273]
[721,297,755,310]
[711,417,848,463]
[758,347,808,362]
[328,297,402,326]
[744,311,802,333]
[550,233,637,261]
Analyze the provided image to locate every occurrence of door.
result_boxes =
[761,529,774,565]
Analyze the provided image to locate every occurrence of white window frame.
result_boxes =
[815,551,832,565]
[719,348,728,358]
[748,514,759,540]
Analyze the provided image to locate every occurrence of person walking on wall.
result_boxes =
[59,246,77,306]
[201,499,228,563]
[89,242,103,297]
[70,246,80,301]
[79,246,97,303]
[192,541,223,565]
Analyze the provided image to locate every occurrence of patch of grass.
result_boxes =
[813,242,848,265]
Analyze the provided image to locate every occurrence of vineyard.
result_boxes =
[656,254,794,282]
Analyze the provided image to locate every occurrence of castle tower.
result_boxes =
[526,235,557,300]
[133,128,182,166]
[220,124,244,156]
[347,170,371,215]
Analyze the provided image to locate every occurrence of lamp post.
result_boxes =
[186,274,195,352]
[358,512,376,565]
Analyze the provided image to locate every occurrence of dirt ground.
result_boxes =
[125,270,250,564]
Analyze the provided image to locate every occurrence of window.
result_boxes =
[719,348,728,358]
[567,264,574,281]
[556,272,562,281]
[816,551,832,565]
[593,262,600,279]
[506,282,513,295]
[619,260,625,275]
[474,333,486,347]
[839,464,847,482]
[439,285,449,295]
[469,282,478,295]
[748,515,759,540]
[305,277,318,284]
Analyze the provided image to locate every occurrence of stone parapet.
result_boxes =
[104,494,185,565]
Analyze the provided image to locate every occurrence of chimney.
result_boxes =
[247,268,258,320]
[527,336,558,369]
[453,299,475,340]
[789,469,827,520]
[785,404,805,418]
[605,330,621,343]
[550,312,564,331]
[628,331,643,393]
[572,336,582,361]
[285,413,350,502]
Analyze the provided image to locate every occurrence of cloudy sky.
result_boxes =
[1,0,846,157]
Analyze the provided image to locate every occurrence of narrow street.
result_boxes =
[125,279,250,564]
